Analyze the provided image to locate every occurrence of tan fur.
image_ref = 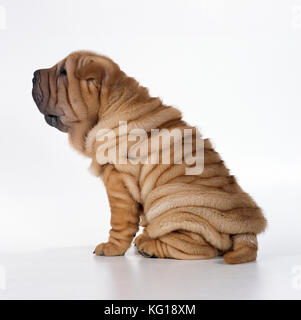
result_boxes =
[32,51,267,264]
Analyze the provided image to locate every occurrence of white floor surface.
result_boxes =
[0,246,300,300]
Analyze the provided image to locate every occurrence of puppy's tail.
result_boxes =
[223,234,258,264]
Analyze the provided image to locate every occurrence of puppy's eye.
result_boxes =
[60,68,67,76]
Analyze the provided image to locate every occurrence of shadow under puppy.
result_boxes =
[32,51,267,264]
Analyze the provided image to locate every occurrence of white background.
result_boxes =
[0,0,301,299]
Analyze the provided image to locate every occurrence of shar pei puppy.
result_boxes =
[32,51,267,264]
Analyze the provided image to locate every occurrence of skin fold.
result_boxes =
[32,51,267,264]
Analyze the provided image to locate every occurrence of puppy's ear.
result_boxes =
[76,55,120,87]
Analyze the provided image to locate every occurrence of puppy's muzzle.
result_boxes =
[32,69,69,133]
[32,69,43,109]
[32,70,40,84]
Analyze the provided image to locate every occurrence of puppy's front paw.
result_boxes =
[93,242,126,256]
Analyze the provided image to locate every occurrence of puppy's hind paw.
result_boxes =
[138,250,158,258]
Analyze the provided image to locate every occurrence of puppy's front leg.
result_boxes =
[94,167,140,256]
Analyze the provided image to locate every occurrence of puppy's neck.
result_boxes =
[70,73,182,160]
[99,75,154,119]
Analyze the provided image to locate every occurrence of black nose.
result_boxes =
[32,70,40,84]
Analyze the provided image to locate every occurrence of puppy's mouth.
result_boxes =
[45,114,59,126]
[44,114,69,133]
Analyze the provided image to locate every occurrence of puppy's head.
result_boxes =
[32,51,122,152]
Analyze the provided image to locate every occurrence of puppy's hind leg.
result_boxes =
[223,234,258,264]
[135,230,218,260]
